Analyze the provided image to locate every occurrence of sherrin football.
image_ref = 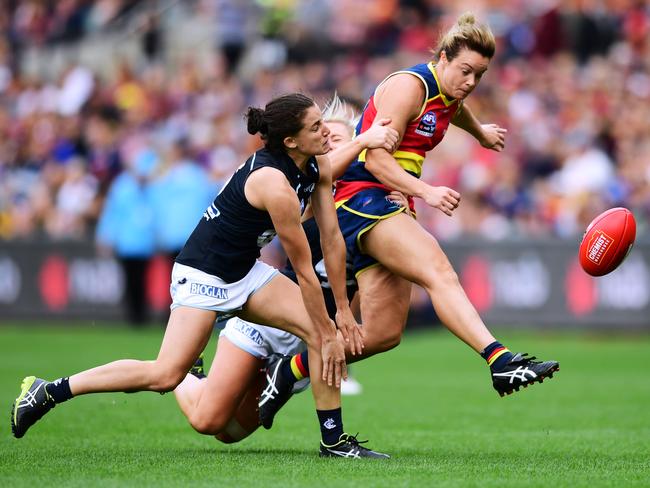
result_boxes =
[579,207,636,276]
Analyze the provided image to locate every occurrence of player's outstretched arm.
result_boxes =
[451,102,507,151]
[312,155,364,356]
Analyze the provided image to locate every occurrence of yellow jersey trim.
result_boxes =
[393,150,424,177]
[355,262,382,279]
[428,63,456,107]
[357,149,423,177]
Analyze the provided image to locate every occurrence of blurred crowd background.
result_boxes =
[0,0,648,252]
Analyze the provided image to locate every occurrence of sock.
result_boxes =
[189,370,206,380]
[45,377,73,404]
[281,350,309,383]
[480,341,514,371]
[189,356,206,379]
[317,408,344,446]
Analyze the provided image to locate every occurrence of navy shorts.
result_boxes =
[336,188,406,277]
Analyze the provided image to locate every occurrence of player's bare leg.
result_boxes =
[340,294,364,395]
[350,265,411,362]
[70,306,216,394]
[11,307,216,438]
[363,212,559,395]
[363,213,494,351]
[175,337,262,438]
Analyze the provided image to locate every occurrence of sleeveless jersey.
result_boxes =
[176,148,320,283]
[335,62,461,205]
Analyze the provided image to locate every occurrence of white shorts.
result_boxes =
[220,317,306,359]
[220,317,310,394]
[170,261,278,314]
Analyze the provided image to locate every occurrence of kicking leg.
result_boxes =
[363,213,560,395]
[363,213,494,352]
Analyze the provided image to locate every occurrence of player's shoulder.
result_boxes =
[382,70,426,90]
[248,166,291,195]
[375,73,425,117]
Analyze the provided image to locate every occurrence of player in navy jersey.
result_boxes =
[171,95,401,451]
[10,93,392,458]
[258,13,560,430]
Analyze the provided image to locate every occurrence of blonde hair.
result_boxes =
[434,12,495,61]
[321,93,357,136]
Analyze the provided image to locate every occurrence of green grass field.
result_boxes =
[1,324,649,487]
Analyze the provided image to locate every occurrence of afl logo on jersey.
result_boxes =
[415,111,436,137]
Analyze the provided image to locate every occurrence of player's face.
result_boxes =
[326,121,353,151]
[287,104,331,155]
[438,48,490,100]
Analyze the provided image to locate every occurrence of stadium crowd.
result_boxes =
[0,0,648,249]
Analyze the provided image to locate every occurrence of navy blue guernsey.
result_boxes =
[176,148,320,283]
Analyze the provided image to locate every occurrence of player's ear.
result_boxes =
[439,50,448,65]
[284,136,298,149]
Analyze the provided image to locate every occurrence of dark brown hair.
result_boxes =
[245,93,315,154]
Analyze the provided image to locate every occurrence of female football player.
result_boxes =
[259,12,560,429]
[10,93,390,458]
[172,95,402,451]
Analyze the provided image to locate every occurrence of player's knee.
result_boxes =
[376,328,402,352]
[426,259,460,291]
[362,325,402,354]
[297,326,320,350]
[189,411,228,435]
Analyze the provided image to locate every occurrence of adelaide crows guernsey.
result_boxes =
[176,148,320,283]
[335,62,461,206]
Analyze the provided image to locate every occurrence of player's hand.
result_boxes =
[358,118,399,152]
[321,333,347,388]
[335,307,364,356]
[479,124,507,152]
[386,190,412,216]
[421,185,461,216]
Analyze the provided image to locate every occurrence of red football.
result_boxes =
[579,207,636,276]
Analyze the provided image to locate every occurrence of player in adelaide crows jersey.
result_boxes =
[257,13,560,429]
[10,93,388,458]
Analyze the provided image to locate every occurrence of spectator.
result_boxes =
[149,138,216,262]
[95,148,157,325]
[0,0,647,244]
